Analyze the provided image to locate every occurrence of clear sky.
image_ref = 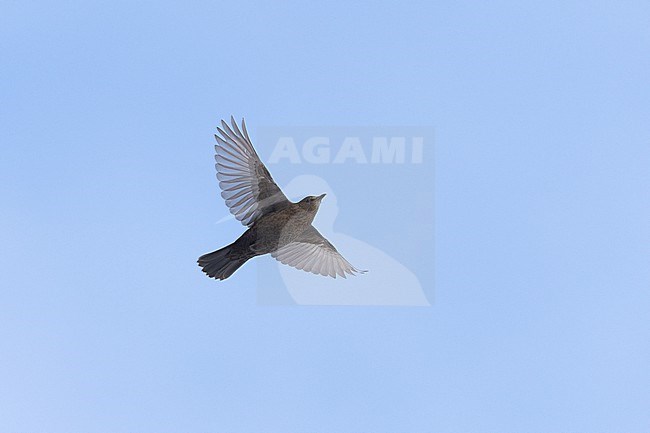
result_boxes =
[2,1,649,432]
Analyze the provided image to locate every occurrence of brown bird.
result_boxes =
[198,117,366,280]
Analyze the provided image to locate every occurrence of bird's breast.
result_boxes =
[249,208,315,253]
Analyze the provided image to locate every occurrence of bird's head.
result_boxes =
[297,193,326,212]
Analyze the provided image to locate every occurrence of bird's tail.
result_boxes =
[197,244,249,280]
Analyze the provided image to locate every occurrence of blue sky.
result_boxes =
[1,1,649,432]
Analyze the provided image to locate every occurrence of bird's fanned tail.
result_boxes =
[198,245,249,280]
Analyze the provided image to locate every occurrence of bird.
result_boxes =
[198,116,366,281]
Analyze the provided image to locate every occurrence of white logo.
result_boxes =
[267,136,424,164]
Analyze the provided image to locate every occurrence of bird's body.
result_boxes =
[245,199,320,254]
[198,117,365,280]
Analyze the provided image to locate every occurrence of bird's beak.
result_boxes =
[317,193,326,201]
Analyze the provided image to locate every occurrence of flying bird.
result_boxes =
[198,117,366,280]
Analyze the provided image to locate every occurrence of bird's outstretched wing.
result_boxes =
[271,225,366,278]
[214,117,290,226]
